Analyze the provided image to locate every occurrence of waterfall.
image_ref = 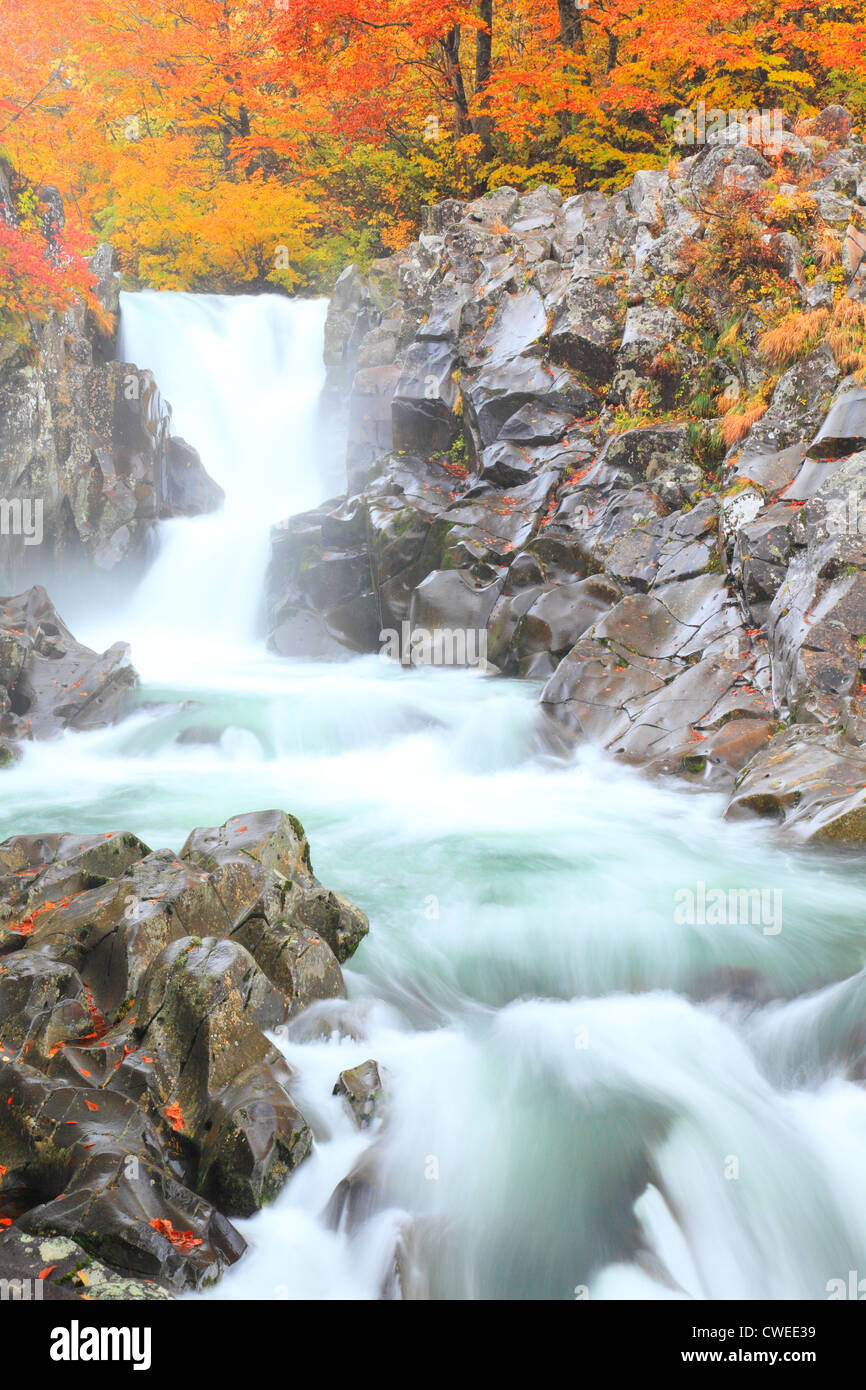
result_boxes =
[88,291,332,678]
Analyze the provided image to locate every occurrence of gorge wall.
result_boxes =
[265,106,866,843]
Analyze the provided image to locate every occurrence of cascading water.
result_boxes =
[5,291,866,1300]
[85,291,333,678]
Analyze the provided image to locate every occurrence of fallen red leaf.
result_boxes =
[164,1102,184,1132]
[149,1218,202,1252]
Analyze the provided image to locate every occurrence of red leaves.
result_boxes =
[164,1102,185,1132]
[0,219,105,347]
[81,984,109,1042]
[149,1218,202,1252]
[6,895,72,937]
[38,1265,57,1279]
[83,1098,99,1112]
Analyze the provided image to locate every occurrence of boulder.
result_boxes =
[0,809,370,1282]
[333,1059,389,1128]
[0,586,138,746]
[726,727,866,843]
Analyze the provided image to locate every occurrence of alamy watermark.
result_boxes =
[674,101,785,152]
[379,621,488,671]
[674,880,782,935]
[0,498,43,546]
[0,1276,44,1300]
[826,1271,866,1299]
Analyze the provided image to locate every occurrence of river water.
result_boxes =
[3,292,865,1300]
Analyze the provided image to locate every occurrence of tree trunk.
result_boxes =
[472,0,493,157]
[442,26,471,136]
[557,0,585,52]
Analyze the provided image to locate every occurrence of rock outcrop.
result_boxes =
[266,110,866,839]
[0,808,369,1296]
[0,586,138,762]
[0,159,223,595]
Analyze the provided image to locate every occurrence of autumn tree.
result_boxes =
[2,0,866,294]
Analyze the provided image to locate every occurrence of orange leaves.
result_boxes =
[149,1218,202,1252]
[7,895,68,936]
[164,1102,185,1132]
[1,0,864,303]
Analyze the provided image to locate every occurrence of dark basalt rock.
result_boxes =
[333,1059,389,1129]
[726,726,866,843]
[0,586,138,748]
[163,436,225,517]
[0,809,370,1294]
[806,384,866,460]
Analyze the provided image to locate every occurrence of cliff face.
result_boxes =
[266,106,866,841]
[0,159,223,596]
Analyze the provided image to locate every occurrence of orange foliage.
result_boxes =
[0,0,865,292]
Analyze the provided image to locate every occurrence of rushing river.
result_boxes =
[3,292,866,1300]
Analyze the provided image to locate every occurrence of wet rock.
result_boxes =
[542,572,774,785]
[0,829,149,930]
[134,936,311,1217]
[181,808,313,882]
[0,809,370,1281]
[548,273,624,384]
[0,1228,173,1300]
[333,1059,388,1128]
[323,1147,385,1233]
[409,570,501,654]
[768,452,866,720]
[749,346,841,453]
[726,727,866,843]
[0,587,138,747]
[180,809,369,966]
[265,502,380,657]
[292,152,866,810]
[0,851,234,1014]
[392,340,461,455]
[0,163,222,592]
[0,1059,244,1289]
[806,384,866,459]
[733,501,797,621]
[492,574,622,677]
[463,355,597,454]
[163,437,225,517]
